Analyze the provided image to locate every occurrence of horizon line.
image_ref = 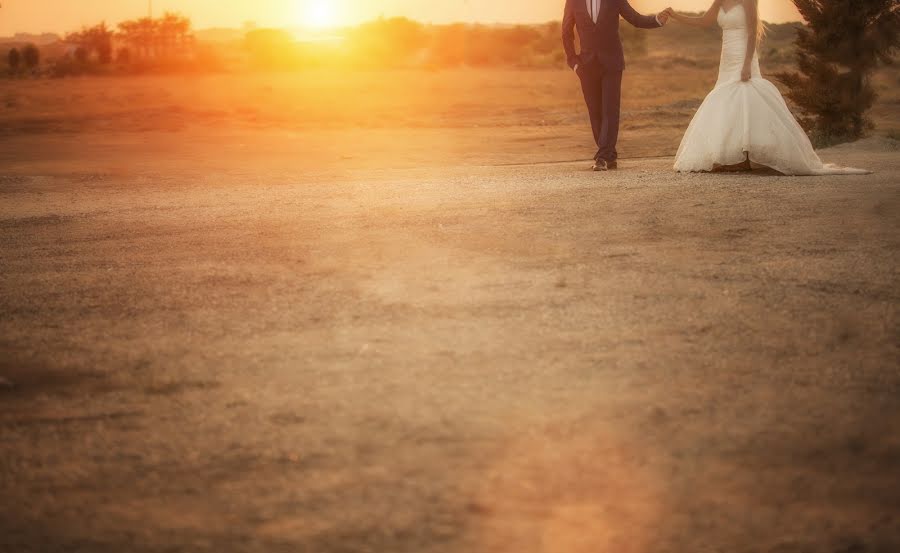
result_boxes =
[1,13,804,38]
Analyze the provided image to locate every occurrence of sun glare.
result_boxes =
[300,0,338,28]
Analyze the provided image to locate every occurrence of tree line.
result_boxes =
[2,12,197,77]
[62,12,193,68]
[244,18,648,70]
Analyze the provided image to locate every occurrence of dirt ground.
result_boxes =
[1,70,899,552]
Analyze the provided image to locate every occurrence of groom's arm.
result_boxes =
[561,0,579,70]
[620,0,664,29]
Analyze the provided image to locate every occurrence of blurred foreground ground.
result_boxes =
[1,69,899,552]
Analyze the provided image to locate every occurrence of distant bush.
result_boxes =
[4,44,42,76]
[428,24,467,67]
[66,23,114,65]
[7,48,21,75]
[338,18,649,69]
[74,46,89,64]
[97,41,113,64]
[240,17,642,71]
[347,17,429,67]
[245,29,300,69]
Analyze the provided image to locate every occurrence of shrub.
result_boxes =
[22,44,40,70]
[7,48,21,74]
[776,0,900,146]
[74,46,89,64]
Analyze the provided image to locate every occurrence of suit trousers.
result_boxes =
[577,62,623,162]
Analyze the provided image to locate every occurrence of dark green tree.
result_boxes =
[66,22,115,64]
[776,0,900,145]
[157,12,192,58]
[7,48,21,74]
[92,22,114,64]
[74,46,89,64]
[97,41,113,64]
[22,44,39,70]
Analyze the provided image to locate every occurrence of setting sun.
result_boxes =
[299,0,339,28]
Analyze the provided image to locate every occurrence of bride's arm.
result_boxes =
[663,0,723,28]
[741,0,759,81]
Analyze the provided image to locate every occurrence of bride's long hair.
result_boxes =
[754,1,767,45]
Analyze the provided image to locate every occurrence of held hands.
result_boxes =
[657,9,672,25]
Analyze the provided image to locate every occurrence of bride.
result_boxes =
[664,0,869,175]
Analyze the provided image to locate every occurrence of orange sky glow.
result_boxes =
[0,0,803,35]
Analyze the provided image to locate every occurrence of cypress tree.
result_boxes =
[776,0,900,145]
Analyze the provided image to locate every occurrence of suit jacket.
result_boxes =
[562,0,660,71]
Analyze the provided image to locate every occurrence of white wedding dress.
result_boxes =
[673,3,869,175]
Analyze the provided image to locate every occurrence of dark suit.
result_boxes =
[562,0,661,162]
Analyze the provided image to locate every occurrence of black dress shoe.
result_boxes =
[592,159,608,171]
[607,160,618,169]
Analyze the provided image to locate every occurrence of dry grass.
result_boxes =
[1,64,897,152]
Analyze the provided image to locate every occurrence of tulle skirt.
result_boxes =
[673,77,869,176]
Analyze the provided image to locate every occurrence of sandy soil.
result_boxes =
[1,70,899,552]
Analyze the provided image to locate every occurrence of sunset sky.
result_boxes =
[0,0,803,35]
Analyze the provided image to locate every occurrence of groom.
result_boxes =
[563,0,669,171]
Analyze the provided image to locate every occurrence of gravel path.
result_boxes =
[1,134,898,552]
